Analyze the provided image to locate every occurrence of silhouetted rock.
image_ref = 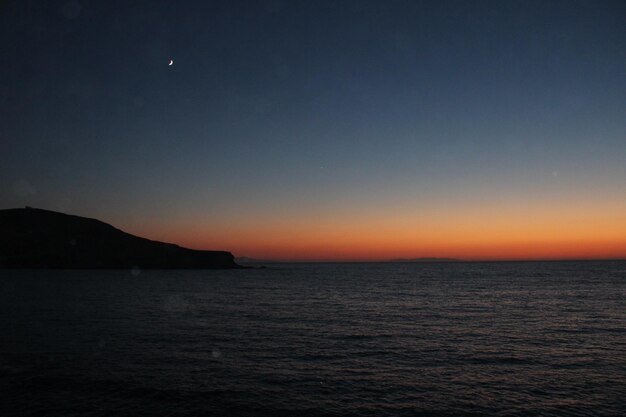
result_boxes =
[0,207,239,269]
[235,256,274,264]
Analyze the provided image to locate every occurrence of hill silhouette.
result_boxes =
[0,207,238,269]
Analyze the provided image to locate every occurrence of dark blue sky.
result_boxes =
[1,1,624,258]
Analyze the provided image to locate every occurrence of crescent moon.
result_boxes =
[168,59,174,66]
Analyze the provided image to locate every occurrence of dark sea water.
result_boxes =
[1,261,625,416]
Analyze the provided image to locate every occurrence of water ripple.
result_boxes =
[1,261,625,416]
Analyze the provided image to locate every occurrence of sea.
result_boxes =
[1,261,625,416]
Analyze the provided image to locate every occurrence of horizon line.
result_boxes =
[236,257,626,263]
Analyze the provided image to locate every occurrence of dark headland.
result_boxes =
[0,207,239,269]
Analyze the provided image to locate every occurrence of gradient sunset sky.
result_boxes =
[1,0,625,260]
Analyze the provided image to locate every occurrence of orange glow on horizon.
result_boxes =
[124,195,626,261]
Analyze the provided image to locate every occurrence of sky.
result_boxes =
[1,0,625,261]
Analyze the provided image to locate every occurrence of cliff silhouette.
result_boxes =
[0,207,238,269]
